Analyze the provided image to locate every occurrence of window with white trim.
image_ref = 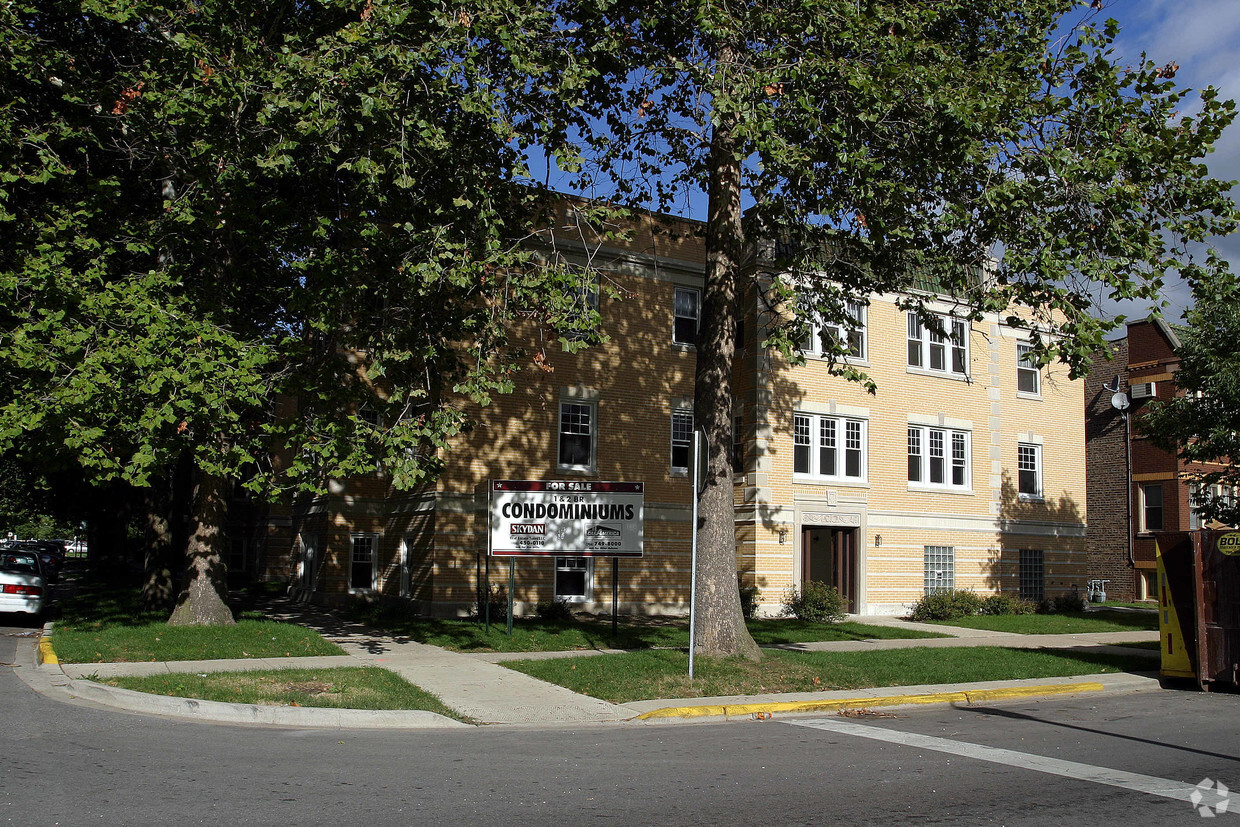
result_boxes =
[554,557,592,602]
[908,425,970,490]
[298,533,319,590]
[924,546,955,594]
[907,313,968,376]
[561,276,600,340]
[1190,484,1236,529]
[558,401,596,472]
[350,534,377,591]
[800,302,866,359]
[731,413,744,475]
[671,411,693,474]
[1141,483,1164,532]
[1017,343,1040,395]
[793,413,865,481]
[1018,442,1042,500]
[673,287,699,346]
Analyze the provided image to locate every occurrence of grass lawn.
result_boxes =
[100,667,468,720]
[504,646,1151,703]
[931,610,1158,635]
[343,604,945,653]
[51,584,343,664]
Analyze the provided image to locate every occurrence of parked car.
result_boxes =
[0,547,46,617]
[1,540,62,583]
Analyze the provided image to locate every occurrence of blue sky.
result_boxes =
[1102,0,1240,322]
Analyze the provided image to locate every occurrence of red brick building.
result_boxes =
[1085,317,1229,601]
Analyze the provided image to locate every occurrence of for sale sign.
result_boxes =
[490,480,644,557]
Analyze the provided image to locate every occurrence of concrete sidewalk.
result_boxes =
[26,601,1162,729]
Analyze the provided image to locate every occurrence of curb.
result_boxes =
[635,681,1107,720]
[37,636,58,666]
[64,678,471,729]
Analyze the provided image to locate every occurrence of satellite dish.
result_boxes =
[1111,392,1130,412]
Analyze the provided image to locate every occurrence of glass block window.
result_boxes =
[924,546,955,595]
[1019,549,1045,602]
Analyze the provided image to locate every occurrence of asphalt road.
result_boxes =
[3,622,1238,826]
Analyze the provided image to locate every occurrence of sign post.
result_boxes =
[611,557,619,636]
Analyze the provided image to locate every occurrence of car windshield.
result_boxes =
[1,553,40,574]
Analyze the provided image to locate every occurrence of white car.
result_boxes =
[0,548,46,616]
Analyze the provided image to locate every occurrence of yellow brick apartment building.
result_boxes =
[260,209,1087,617]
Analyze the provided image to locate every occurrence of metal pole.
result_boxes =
[689,430,702,679]
[484,553,491,634]
[611,557,619,637]
[507,558,515,637]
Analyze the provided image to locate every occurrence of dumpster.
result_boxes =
[1155,529,1240,690]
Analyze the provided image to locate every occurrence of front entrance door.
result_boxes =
[802,527,857,612]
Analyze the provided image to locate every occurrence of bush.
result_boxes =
[909,589,983,622]
[534,599,574,621]
[782,580,847,623]
[979,594,1037,616]
[739,581,760,620]
[473,583,509,621]
[1038,590,1087,614]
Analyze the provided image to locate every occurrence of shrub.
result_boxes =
[909,589,983,622]
[473,583,509,621]
[1039,590,1087,614]
[979,594,1037,616]
[739,581,760,620]
[534,599,574,621]
[782,580,847,623]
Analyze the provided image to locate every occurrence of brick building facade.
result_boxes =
[246,207,1088,617]
[1085,317,1231,602]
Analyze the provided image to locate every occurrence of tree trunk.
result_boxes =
[693,66,762,661]
[140,478,177,611]
[168,467,235,626]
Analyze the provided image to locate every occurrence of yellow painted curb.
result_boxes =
[635,682,1106,720]
[37,637,58,666]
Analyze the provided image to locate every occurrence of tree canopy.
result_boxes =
[517,0,1238,656]
[0,0,592,621]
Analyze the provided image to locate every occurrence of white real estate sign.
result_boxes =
[489,480,644,557]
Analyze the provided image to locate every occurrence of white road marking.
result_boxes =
[788,717,1233,814]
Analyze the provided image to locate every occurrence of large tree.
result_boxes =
[0,0,591,623]
[523,0,1238,657]
[1142,264,1240,526]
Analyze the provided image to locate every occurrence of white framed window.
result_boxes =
[562,276,600,340]
[908,425,970,490]
[907,313,968,377]
[673,287,699,346]
[1019,549,1045,601]
[554,556,592,602]
[298,533,319,590]
[1018,442,1042,500]
[800,301,866,360]
[1141,483,1164,532]
[924,546,955,594]
[350,533,378,591]
[1190,484,1236,529]
[793,413,866,481]
[1017,343,1040,396]
[558,401,596,472]
[671,410,693,474]
[731,413,744,475]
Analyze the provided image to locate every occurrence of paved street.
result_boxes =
[5,621,1239,826]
